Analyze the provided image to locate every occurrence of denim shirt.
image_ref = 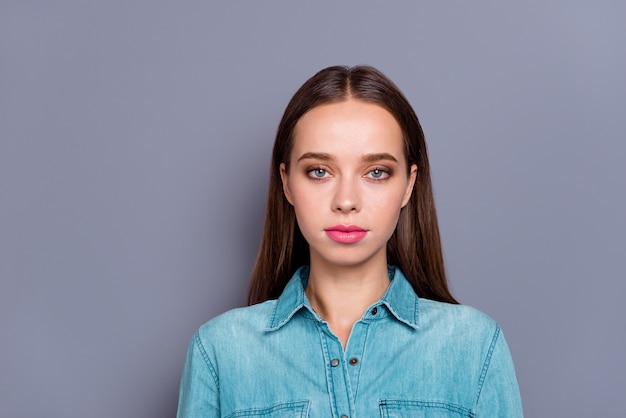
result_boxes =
[177,266,523,417]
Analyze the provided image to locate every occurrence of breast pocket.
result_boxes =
[226,400,310,418]
[379,400,473,418]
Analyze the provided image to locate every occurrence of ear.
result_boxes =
[279,163,294,205]
[401,164,418,208]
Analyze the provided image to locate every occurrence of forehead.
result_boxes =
[292,99,405,159]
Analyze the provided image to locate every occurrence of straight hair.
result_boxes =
[248,65,458,305]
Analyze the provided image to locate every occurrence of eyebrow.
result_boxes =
[297,152,398,163]
[297,152,333,162]
[362,153,399,163]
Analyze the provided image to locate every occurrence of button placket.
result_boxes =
[343,320,368,407]
[319,322,352,418]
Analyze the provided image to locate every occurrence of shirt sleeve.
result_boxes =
[474,325,524,417]
[177,330,220,418]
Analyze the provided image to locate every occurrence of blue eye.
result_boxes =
[371,169,383,178]
[308,168,329,179]
[368,168,389,179]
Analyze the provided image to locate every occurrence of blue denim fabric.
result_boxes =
[177,266,523,417]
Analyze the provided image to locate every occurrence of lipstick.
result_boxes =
[324,225,367,244]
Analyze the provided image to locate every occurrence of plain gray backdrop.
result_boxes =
[1,1,625,417]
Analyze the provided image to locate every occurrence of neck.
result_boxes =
[305,257,390,349]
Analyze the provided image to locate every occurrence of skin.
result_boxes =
[280,98,417,349]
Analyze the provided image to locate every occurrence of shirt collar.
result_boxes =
[266,265,420,331]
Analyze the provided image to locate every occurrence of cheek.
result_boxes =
[369,183,407,207]
[290,184,317,207]
[369,186,408,224]
[290,187,321,226]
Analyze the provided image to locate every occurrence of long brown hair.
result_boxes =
[248,65,458,305]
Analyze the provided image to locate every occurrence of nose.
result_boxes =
[331,176,360,213]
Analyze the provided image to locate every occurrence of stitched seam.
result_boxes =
[475,324,501,405]
[267,302,306,331]
[193,330,219,389]
[319,326,340,418]
[384,302,419,329]
[380,399,473,416]
[226,400,310,417]
[351,322,370,399]
[268,301,279,329]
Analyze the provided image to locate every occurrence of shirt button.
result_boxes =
[330,358,340,367]
[371,307,378,315]
[349,357,358,366]
[340,416,349,418]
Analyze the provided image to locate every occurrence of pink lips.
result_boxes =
[324,225,368,244]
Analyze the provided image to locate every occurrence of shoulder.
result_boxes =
[194,301,277,348]
[414,299,512,381]
[388,267,498,338]
[418,298,501,344]
[420,298,496,325]
[413,302,522,416]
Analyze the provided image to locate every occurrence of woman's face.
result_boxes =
[280,99,417,270]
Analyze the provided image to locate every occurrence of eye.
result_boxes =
[367,167,390,180]
[307,167,330,179]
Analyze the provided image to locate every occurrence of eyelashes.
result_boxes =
[366,167,391,180]
[305,165,393,181]
[307,166,330,179]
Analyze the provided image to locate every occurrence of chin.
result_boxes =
[312,249,386,269]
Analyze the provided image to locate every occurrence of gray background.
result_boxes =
[1,1,624,417]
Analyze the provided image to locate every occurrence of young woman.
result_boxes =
[177,66,523,417]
